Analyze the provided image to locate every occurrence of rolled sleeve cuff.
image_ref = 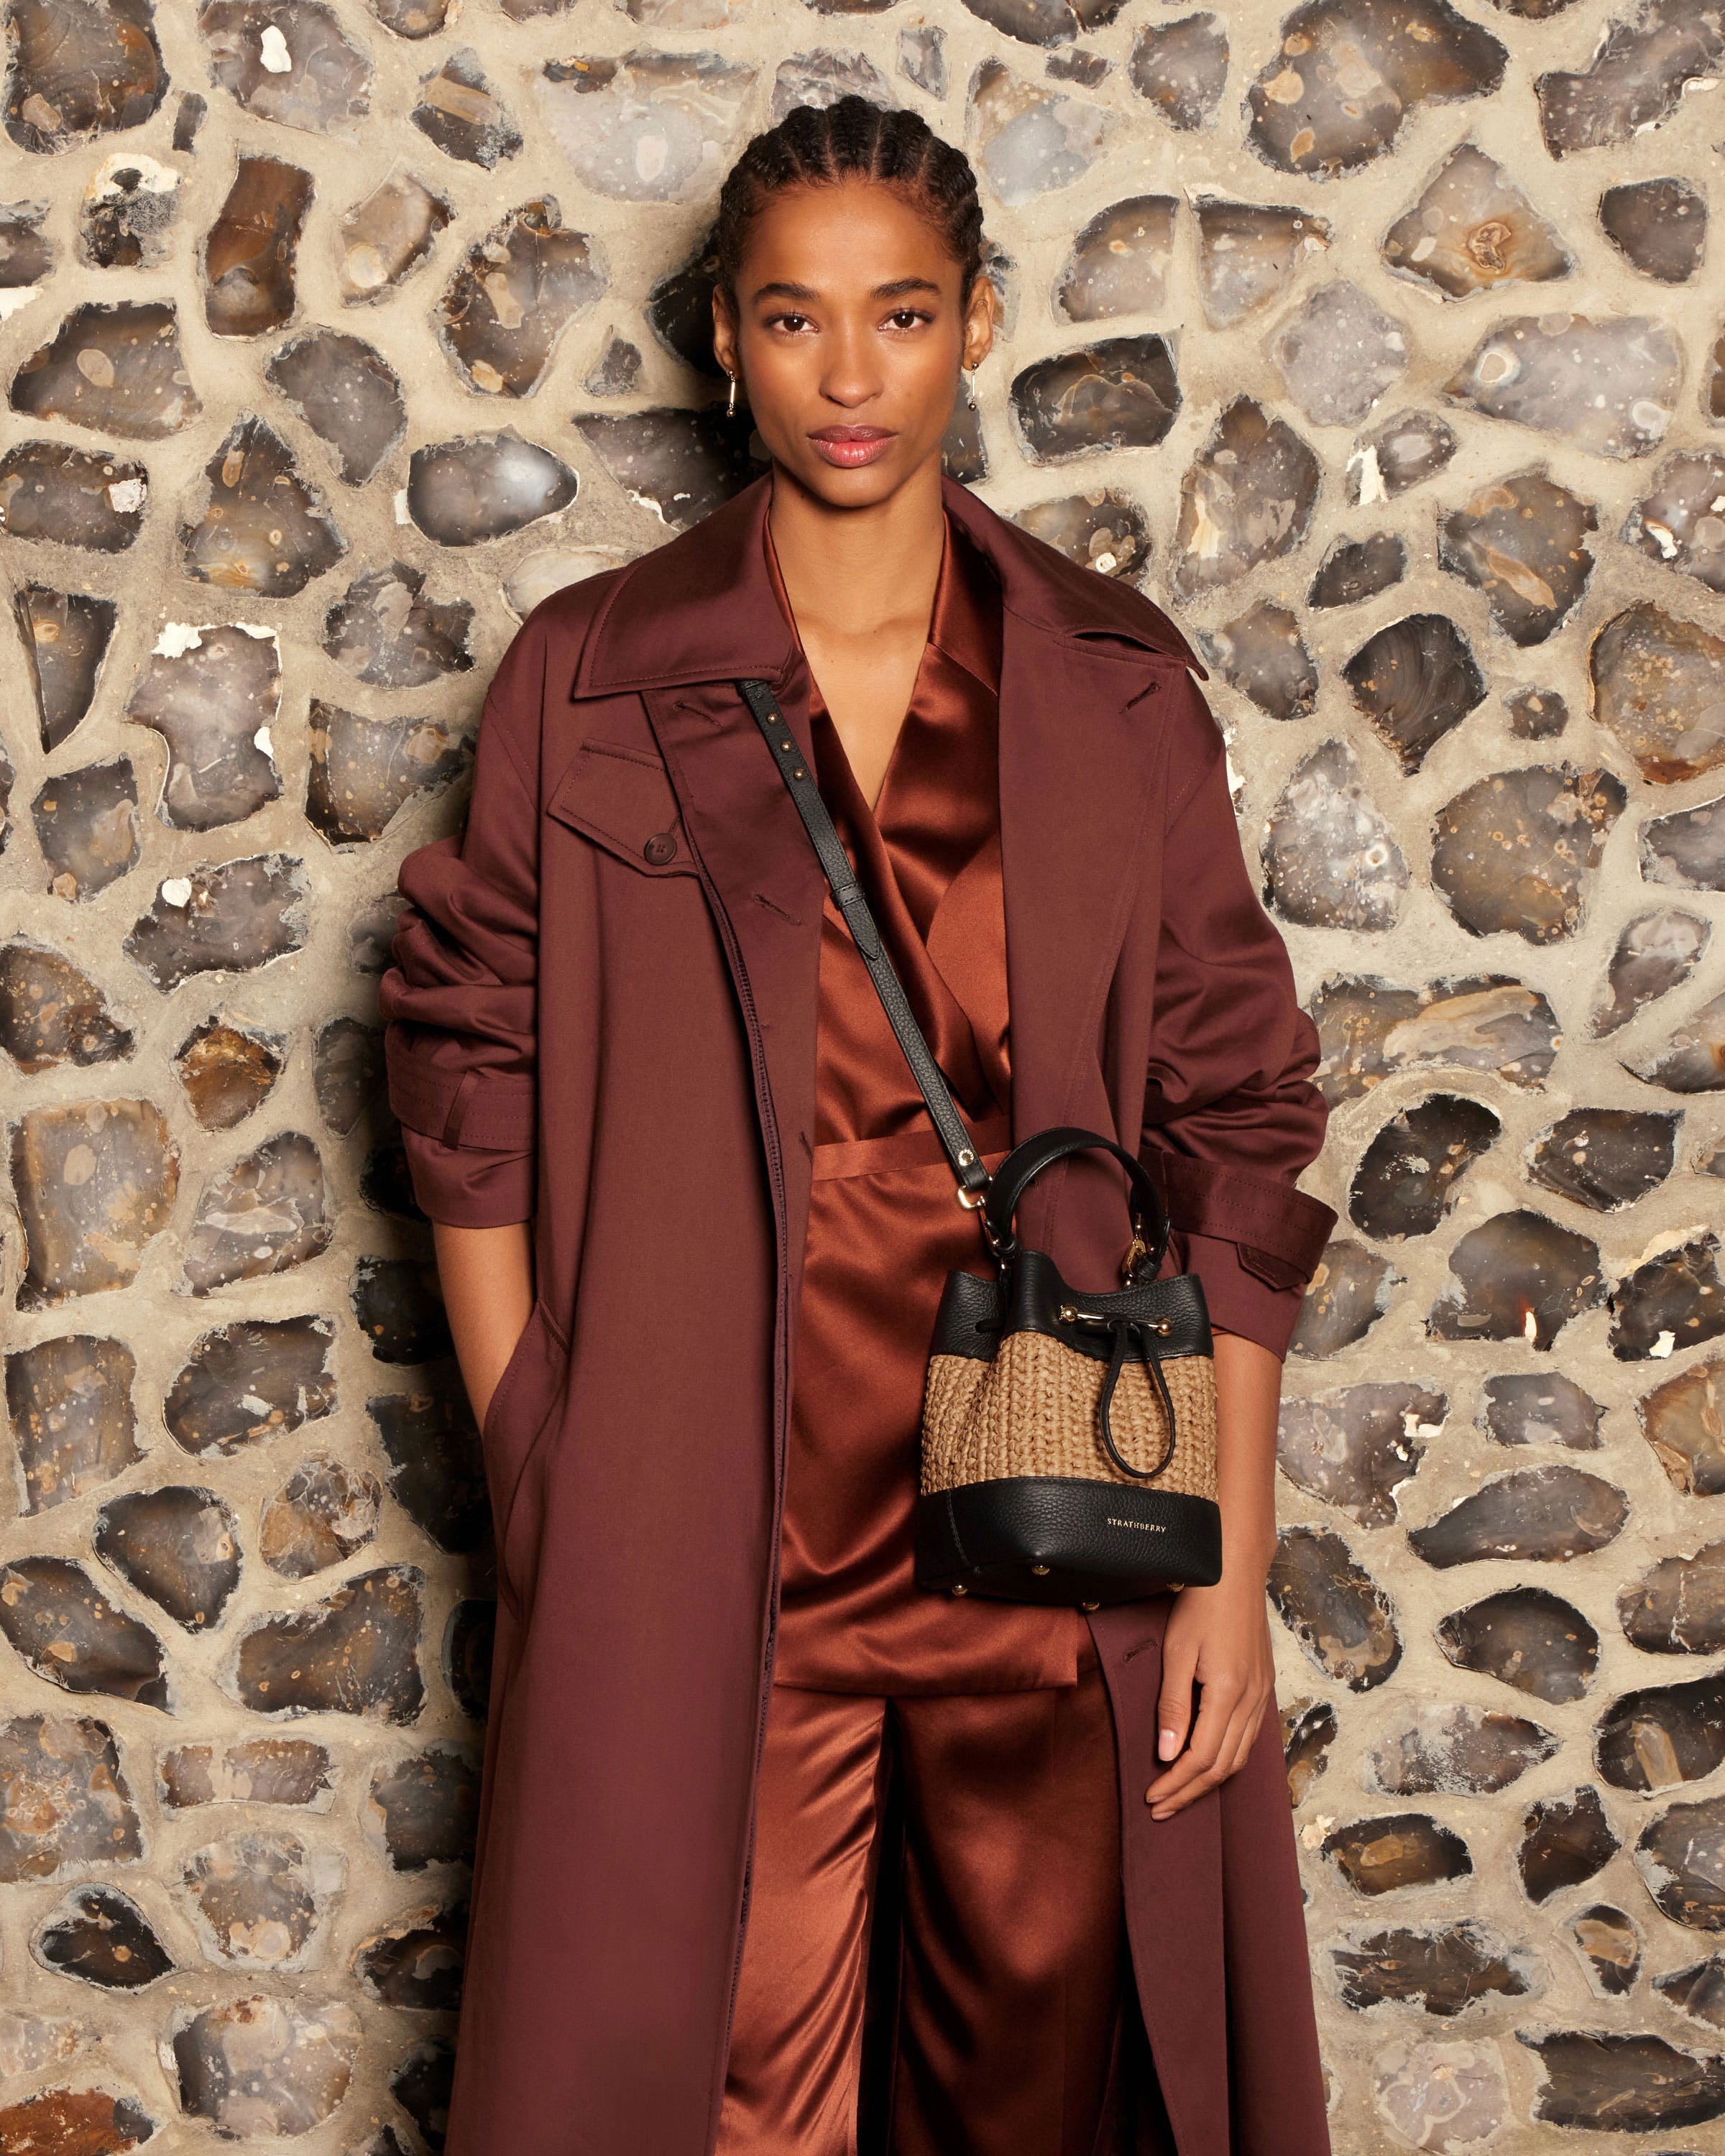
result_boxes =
[386,1034,537,1227]
[1140,1151,1338,1360]
[400,1128,535,1228]
[1163,1227,1310,1360]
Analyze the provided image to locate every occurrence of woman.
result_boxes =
[379,96,1337,2156]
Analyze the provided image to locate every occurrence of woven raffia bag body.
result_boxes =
[911,1136,1221,1606]
[740,677,1223,1608]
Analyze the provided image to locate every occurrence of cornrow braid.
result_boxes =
[713,93,986,317]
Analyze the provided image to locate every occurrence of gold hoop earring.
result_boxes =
[725,369,737,418]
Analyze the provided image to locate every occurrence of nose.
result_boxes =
[819,318,883,410]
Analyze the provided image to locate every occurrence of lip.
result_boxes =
[809,426,895,469]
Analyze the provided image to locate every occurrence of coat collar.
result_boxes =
[570,469,1205,697]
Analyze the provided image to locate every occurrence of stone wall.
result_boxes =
[2,0,1724,2148]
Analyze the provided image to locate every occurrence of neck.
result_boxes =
[765,461,947,647]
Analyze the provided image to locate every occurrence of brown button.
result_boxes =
[643,831,678,865]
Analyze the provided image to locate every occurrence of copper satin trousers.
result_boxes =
[716,1644,1176,2156]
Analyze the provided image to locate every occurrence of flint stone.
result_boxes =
[1620,1538,1725,1654]
[1245,0,1506,176]
[1276,1381,1444,1524]
[166,1315,336,1457]
[1447,314,1680,460]
[0,1557,168,1708]
[230,1565,424,1723]
[1609,1234,1725,1362]
[1569,1904,1642,1996]
[1262,739,1408,932]
[1324,1812,1472,1895]
[1172,398,1319,598]
[1520,2029,1725,2131]
[1639,1358,1725,1497]
[1343,614,1486,772]
[4,1332,139,1512]
[95,1486,240,1629]
[11,1098,178,1305]
[367,1744,482,1869]
[1411,1464,1626,1567]
[1194,198,1328,329]
[0,1713,142,1881]
[32,750,142,894]
[1284,1698,1337,1805]
[261,1454,382,1577]
[1268,1524,1402,1689]
[1288,1240,1398,1358]
[158,1736,334,1810]
[1596,1669,1725,1794]
[176,1021,283,1131]
[1202,602,1316,721]
[171,1991,362,2135]
[1593,908,1711,1031]
[1521,1784,1619,1904]
[1328,1920,1542,2015]
[181,1828,336,1966]
[1479,1371,1604,1451]
[1368,1704,1559,1797]
[1438,1586,1600,1703]
[32,1882,172,1989]
[1349,1093,1499,1239]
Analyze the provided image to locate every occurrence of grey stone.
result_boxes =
[1246,0,1506,175]
[1447,314,1680,460]
[1409,1464,1626,1566]
[1438,1587,1600,1703]
[1195,198,1328,328]
[1350,1093,1500,1239]
[1382,142,1571,298]
[1262,740,1409,932]
[1273,282,1409,428]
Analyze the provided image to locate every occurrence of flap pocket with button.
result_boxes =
[546,740,695,877]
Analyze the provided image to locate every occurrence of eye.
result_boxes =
[886,308,932,330]
[763,310,812,335]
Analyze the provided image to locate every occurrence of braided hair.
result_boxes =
[713,94,986,316]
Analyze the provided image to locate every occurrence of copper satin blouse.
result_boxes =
[763,507,1090,1695]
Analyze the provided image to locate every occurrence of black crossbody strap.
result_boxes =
[738,677,990,1202]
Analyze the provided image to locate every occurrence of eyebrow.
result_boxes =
[748,276,944,304]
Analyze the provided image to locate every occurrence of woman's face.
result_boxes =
[713,175,995,505]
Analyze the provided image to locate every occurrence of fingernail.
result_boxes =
[1158,1728,1178,1760]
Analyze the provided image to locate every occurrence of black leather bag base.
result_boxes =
[915,1479,1224,1606]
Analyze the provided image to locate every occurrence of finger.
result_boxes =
[1156,1636,1202,1764]
[1151,1706,1245,1818]
[1146,1678,1241,1810]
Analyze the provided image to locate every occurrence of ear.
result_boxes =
[710,284,735,368]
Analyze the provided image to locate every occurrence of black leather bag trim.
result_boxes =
[915,1477,1223,1603]
[929,1255,1213,1365]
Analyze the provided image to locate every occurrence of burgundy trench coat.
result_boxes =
[378,469,1340,2156]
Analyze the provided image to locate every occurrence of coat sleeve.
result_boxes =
[376,617,546,1228]
[1138,671,1337,1360]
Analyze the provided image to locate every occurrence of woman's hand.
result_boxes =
[1143,1564,1275,1819]
[1142,1326,1283,1820]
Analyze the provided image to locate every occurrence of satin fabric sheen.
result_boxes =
[717,508,1172,2156]
[764,501,1090,1695]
